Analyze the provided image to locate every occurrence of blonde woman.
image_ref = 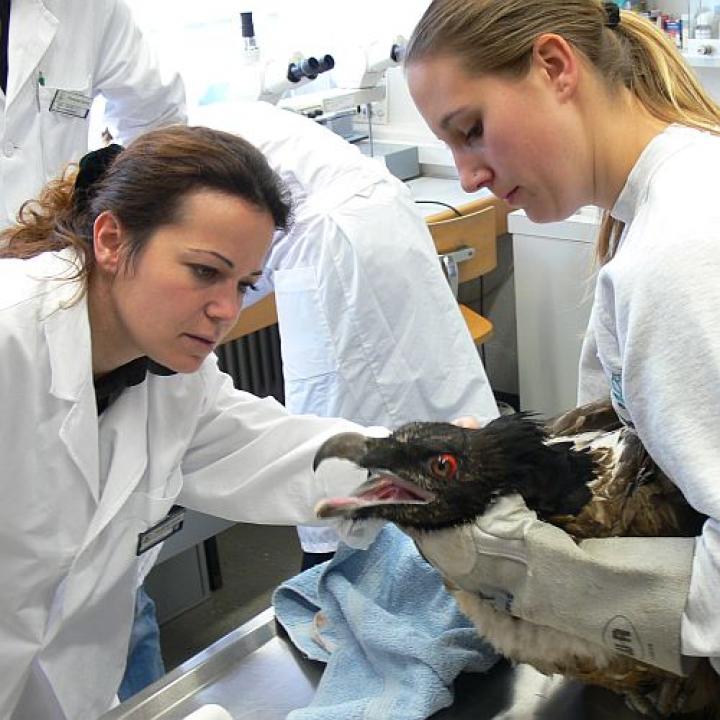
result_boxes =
[404,0,720,692]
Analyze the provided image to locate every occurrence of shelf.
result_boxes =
[682,51,720,68]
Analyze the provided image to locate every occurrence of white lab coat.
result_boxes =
[0,0,186,228]
[0,249,370,719]
[192,101,499,551]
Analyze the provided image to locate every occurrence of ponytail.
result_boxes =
[0,165,92,278]
[597,11,720,261]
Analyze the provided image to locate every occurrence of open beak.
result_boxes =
[315,471,436,518]
[314,433,435,518]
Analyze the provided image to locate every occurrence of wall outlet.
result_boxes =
[356,83,388,125]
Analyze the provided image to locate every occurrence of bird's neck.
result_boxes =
[477,417,595,519]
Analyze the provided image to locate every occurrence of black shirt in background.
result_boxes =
[0,0,9,95]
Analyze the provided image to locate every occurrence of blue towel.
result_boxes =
[272,524,498,720]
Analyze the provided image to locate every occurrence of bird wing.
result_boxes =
[547,397,623,437]
[544,408,705,540]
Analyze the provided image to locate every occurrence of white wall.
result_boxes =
[380,66,452,170]
[694,66,720,98]
[122,0,447,164]
[123,1,720,171]
[123,1,427,99]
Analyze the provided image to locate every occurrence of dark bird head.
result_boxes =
[314,414,595,531]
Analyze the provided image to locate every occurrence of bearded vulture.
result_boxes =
[313,399,718,718]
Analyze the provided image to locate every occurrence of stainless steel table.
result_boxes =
[101,608,645,720]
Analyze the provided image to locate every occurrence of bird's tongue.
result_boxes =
[315,472,434,518]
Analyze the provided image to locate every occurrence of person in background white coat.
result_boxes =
[0,125,377,720]
[193,100,499,568]
[0,0,186,229]
[0,0,187,696]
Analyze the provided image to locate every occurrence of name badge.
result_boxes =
[49,89,92,119]
[136,505,186,556]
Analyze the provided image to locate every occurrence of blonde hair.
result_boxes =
[407,0,720,262]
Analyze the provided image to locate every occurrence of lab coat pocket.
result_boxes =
[273,267,338,382]
[126,464,184,532]
[38,79,93,181]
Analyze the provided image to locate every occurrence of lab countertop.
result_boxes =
[406,176,494,217]
[508,206,603,243]
[407,178,602,243]
[101,608,646,720]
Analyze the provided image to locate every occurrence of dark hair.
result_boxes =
[406,0,720,262]
[0,125,292,282]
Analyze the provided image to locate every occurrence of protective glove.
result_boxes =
[411,493,696,676]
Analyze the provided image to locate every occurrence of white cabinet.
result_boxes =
[510,208,601,418]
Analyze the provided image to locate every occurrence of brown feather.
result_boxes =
[550,430,705,540]
[541,402,718,717]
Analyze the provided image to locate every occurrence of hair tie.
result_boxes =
[604,2,621,29]
[74,143,124,213]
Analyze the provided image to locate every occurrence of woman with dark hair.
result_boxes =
[401,0,720,696]
[0,124,376,719]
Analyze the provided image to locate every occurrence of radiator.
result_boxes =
[216,324,285,404]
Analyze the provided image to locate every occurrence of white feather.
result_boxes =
[452,589,616,674]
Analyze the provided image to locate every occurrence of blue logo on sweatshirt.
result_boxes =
[610,373,634,428]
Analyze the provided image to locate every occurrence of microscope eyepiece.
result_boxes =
[317,54,335,73]
[288,56,320,82]
[390,43,405,63]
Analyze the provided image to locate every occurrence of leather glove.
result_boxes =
[411,494,696,675]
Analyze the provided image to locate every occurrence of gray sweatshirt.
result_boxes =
[579,124,720,671]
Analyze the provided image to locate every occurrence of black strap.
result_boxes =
[74,143,124,214]
[95,357,176,415]
[604,2,621,29]
[0,0,10,95]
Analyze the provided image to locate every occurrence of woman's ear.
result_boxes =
[532,33,579,101]
[93,211,125,274]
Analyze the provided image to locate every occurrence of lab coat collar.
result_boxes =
[43,278,101,502]
[44,286,152,546]
[44,285,93,401]
[42,250,151,523]
[82,383,149,553]
[7,0,58,105]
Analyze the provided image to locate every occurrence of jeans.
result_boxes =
[118,585,166,701]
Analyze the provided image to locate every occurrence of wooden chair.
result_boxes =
[424,195,509,235]
[426,199,501,345]
[221,293,278,344]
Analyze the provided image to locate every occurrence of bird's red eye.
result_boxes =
[428,453,458,480]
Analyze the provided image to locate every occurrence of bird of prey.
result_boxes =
[313,399,719,718]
